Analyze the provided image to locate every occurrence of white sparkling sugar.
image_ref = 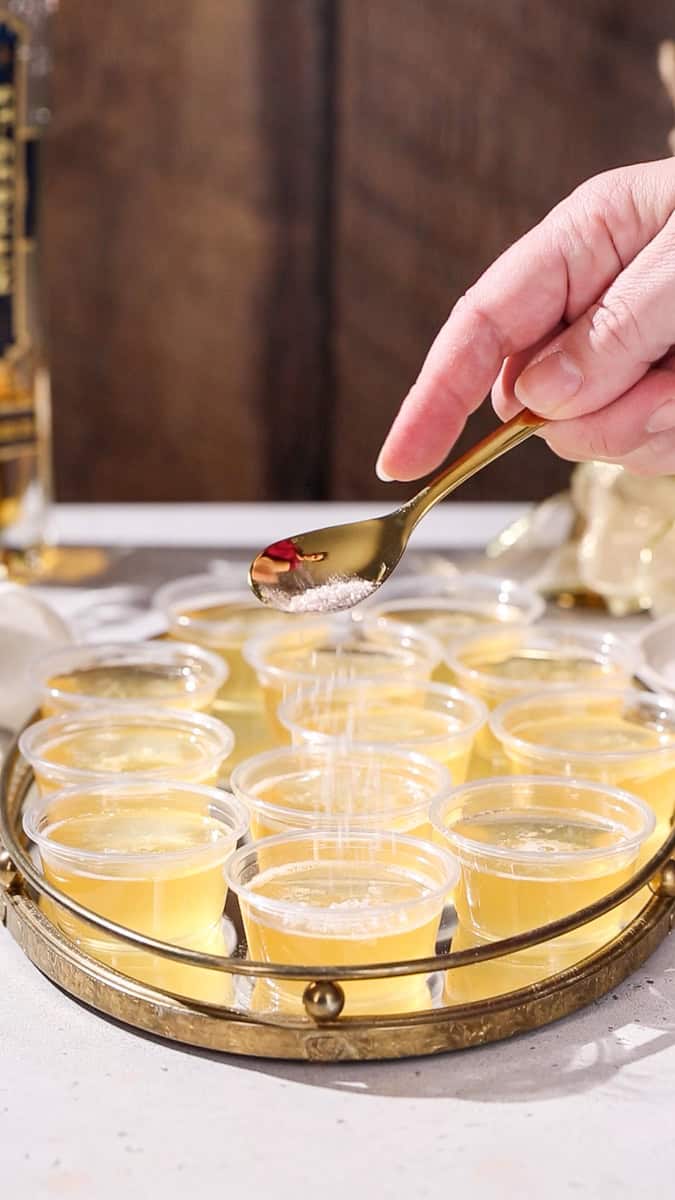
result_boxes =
[265,575,378,614]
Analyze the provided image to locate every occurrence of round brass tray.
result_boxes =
[2,733,675,1062]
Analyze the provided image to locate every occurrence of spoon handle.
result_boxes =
[403,408,545,529]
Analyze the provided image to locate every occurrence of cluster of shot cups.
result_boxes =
[19,568,674,1015]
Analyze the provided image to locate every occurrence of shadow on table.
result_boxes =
[155,941,675,1103]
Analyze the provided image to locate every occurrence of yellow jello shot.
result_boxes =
[431,776,654,975]
[19,707,235,794]
[490,687,675,841]
[448,921,592,1004]
[446,623,635,776]
[23,778,248,966]
[32,639,227,716]
[226,830,458,1016]
[359,573,543,676]
[278,680,486,783]
[244,618,442,742]
[230,743,451,840]
[155,575,296,768]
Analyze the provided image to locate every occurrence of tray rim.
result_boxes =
[3,727,675,1062]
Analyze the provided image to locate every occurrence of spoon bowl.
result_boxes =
[249,410,543,614]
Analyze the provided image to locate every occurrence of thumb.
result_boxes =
[514,215,675,420]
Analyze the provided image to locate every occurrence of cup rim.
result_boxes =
[243,619,443,686]
[154,575,278,644]
[230,743,452,827]
[30,638,228,709]
[444,621,636,696]
[490,686,675,766]
[23,778,249,867]
[356,571,544,615]
[225,829,459,925]
[277,679,487,745]
[429,774,655,864]
[18,705,235,783]
[360,577,545,627]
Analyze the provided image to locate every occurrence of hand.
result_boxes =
[376,158,675,481]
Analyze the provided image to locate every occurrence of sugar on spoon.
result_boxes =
[249,409,544,614]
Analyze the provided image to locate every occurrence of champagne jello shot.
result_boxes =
[226,830,458,1016]
[155,576,295,767]
[20,707,235,794]
[491,687,675,839]
[244,619,442,742]
[23,779,248,962]
[431,777,654,963]
[278,680,486,783]
[446,623,635,776]
[360,573,544,672]
[230,744,451,840]
[33,640,227,716]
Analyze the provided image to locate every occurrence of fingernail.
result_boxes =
[646,399,675,434]
[375,453,393,482]
[514,351,584,414]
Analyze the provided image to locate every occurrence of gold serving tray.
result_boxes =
[2,731,675,1062]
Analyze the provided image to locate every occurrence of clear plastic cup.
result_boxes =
[430,776,654,955]
[244,618,442,742]
[277,679,486,784]
[359,572,544,665]
[19,706,235,793]
[230,743,452,840]
[446,622,636,776]
[93,918,238,1006]
[23,778,249,956]
[490,687,675,838]
[226,829,458,1016]
[31,639,227,716]
[154,575,295,768]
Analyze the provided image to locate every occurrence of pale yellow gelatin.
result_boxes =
[452,809,635,946]
[31,722,225,793]
[242,862,440,1016]
[287,704,471,781]
[43,662,214,716]
[449,629,634,780]
[169,600,293,769]
[40,804,233,949]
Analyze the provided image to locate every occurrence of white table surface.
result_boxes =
[3,502,674,1199]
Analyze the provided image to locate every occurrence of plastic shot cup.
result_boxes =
[23,778,249,959]
[447,920,593,1004]
[155,576,296,769]
[445,623,636,776]
[226,829,459,1016]
[19,707,235,794]
[244,618,442,743]
[277,679,486,784]
[97,918,238,1007]
[430,776,654,965]
[359,572,544,679]
[490,687,675,844]
[32,639,227,716]
[230,743,452,841]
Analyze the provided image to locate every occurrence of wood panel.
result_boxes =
[331,0,675,502]
[44,0,331,502]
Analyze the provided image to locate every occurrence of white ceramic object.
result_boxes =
[637,615,675,694]
[0,583,72,735]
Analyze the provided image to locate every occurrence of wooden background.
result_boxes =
[43,0,674,504]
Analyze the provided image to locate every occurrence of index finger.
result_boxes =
[375,163,672,481]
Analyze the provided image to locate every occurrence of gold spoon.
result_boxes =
[249,409,544,613]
